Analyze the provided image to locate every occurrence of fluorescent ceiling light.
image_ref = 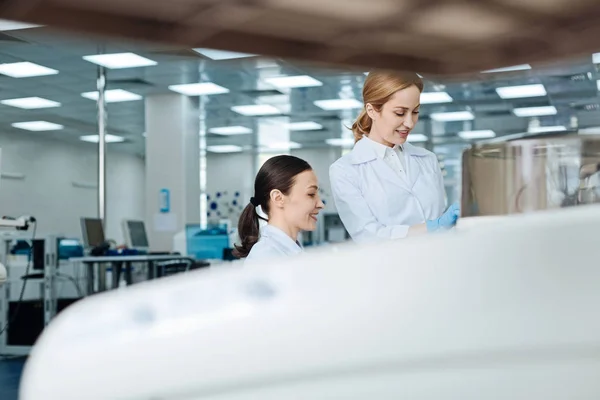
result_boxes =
[593,53,600,64]
[82,52,157,69]
[513,106,557,117]
[496,84,546,99]
[407,134,428,142]
[314,98,363,110]
[458,129,496,139]
[579,127,600,135]
[168,82,229,96]
[430,111,475,122]
[257,94,289,104]
[326,138,354,147]
[208,126,252,135]
[265,75,322,89]
[12,121,63,131]
[0,62,58,78]
[206,145,243,153]
[0,97,60,109]
[81,89,142,103]
[80,134,125,143]
[231,104,281,116]
[596,80,600,91]
[193,48,256,60]
[0,19,42,31]
[420,92,453,104]
[265,141,302,150]
[528,125,567,133]
[256,59,279,69]
[287,121,323,131]
[482,64,532,73]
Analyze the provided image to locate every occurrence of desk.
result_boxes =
[70,255,196,295]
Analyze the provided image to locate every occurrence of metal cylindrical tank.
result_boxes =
[461,134,600,217]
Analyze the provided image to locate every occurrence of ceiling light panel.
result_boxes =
[83,52,157,69]
[168,82,229,96]
[420,92,453,104]
[12,121,63,131]
[265,141,302,150]
[208,126,253,135]
[0,97,60,109]
[407,134,428,142]
[513,106,557,117]
[265,75,323,89]
[326,138,354,146]
[231,104,282,116]
[0,19,42,31]
[81,89,142,103]
[430,111,475,121]
[481,64,531,73]
[496,84,546,99]
[287,121,323,131]
[528,125,567,133]
[314,99,363,110]
[0,62,58,78]
[458,129,496,139]
[579,127,600,135]
[206,145,244,153]
[80,134,125,143]
[193,48,256,60]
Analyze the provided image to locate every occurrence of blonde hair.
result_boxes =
[352,70,424,142]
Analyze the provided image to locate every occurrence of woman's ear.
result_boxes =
[365,103,378,120]
[269,189,285,208]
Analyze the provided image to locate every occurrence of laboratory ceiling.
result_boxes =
[4,0,600,76]
[0,21,600,172]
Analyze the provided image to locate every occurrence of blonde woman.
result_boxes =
[330,71,459,243]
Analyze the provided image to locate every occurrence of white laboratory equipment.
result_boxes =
[0,262,6,286]
[19,204,600,399]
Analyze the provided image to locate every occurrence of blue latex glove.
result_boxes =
[426,202,460,232]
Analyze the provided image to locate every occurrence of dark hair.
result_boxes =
[233,155,312,258]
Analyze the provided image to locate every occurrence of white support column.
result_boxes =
[145,94,200,251]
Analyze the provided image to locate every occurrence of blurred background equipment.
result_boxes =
[462,134,600,216]
[18,204,600,400]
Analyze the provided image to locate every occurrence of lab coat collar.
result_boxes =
[261,224,302,253]
[361,136,402,160]
[350,136,429,165]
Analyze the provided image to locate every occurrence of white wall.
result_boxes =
[206,152,255,225]
[0,132,145,243]
[204,148,341,224]
[145,94,199,251]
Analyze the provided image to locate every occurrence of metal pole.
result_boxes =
[199,62,208,229]
[97,66,107,223]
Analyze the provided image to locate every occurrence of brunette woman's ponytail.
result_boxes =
[232,200,260,258]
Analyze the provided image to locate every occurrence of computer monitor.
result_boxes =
[122,220,149,250]
[80,218,105,248]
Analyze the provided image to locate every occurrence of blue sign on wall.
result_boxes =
[159,188,170,213]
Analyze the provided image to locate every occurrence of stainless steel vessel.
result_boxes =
[461,134,600,217]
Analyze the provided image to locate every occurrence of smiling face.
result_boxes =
[273,169,324,234]
[366,84,421,147]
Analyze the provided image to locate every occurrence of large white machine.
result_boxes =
[0,216,35,287]
[19,205,600,399]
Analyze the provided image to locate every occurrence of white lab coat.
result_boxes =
[245,224,303,264]
[329,138,446,243]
